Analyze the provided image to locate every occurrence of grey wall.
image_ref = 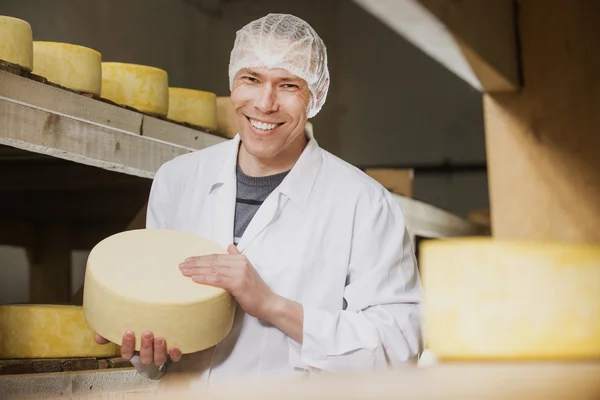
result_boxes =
[0,0,489,303]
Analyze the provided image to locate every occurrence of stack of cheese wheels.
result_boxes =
[216,96,238,139]
[420,238,600,360]
[101,62,169,117]
[0,304,120,358]
[0,15,33,71]
[32,42,102,95]
[83,229,236,353]
[168,88,218,131]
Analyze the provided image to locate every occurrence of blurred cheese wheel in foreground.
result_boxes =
[0,16,33,71]
[168,87,217,130]
[421,238,600,360]
[33,42,102,95]
[0,304,120,359]
[101,62,169,116]
[83,229,235,354]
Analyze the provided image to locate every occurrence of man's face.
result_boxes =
[230,67,311,160]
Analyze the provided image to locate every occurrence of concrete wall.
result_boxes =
[0,0,488,304]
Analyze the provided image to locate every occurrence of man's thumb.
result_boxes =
[227,244,241,255]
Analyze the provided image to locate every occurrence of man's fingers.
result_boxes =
[95,333,110,345]
[120,331,136,360]
[191,273,230,287]
[168,347,183,363]
[227,244,241,255]
[139,331,154,365]
[153,337,167,366]
[180,266,233,278]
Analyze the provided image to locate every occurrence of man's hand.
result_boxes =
[179,245,276,320]
[94,331,182,366]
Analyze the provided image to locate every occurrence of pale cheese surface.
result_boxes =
[83,229,236,353]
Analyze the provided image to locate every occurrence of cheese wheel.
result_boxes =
[32,42,102,95]
[216,96,238,138]
[83,229,236,354]
[168,88,218,130]
[0,16,33,71]
[420,238,600,360]
[305,121,314,136]
[101,62,169,116]
[0,304,120,359]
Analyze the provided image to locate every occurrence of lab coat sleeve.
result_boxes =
[295,191,423,372]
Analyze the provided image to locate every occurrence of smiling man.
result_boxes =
[96,13,423,386]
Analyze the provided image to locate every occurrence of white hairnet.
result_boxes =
[228,13,330,119]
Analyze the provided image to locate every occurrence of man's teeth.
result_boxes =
[250,119,279,131]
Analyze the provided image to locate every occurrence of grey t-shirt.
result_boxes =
[234,164,289,246]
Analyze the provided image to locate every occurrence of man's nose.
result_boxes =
[254,84,278,113]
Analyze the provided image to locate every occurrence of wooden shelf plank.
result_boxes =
[0,70,225,178]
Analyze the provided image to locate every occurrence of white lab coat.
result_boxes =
[133,132,423,387]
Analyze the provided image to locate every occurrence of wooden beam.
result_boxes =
[0,357,131,376]
[353,0,521,92]
[484,0,600,241]
[0,369,158,398]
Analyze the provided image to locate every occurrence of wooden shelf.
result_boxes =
[0,69,226,179]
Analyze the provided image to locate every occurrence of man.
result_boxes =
[96,13,423,386]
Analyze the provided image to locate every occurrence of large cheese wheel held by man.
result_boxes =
[83,229,236,354]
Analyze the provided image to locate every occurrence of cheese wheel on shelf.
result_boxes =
[101,62,169,116]
[83,229,236,354]
[0,16,33,71]
[0,304,120,359]
[216,96,238,139]
[420,238,600,360]
[168,88,217,131]
[32,42,102,95]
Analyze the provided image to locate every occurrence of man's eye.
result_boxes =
[282,84,298,89]
[244,76,258,83]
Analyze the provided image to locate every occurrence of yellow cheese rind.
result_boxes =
[216,96,238,139]
[0,304,120,359]
[0,16,33,71]
[101,62,169,116]
[168,88,217,130]
[421,238,600,360]
[32,42,102,95]
[83,229,236,354]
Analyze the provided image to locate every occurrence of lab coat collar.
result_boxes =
[209,134,241,194]
[209,129,322,211]
[277,131,321,211]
